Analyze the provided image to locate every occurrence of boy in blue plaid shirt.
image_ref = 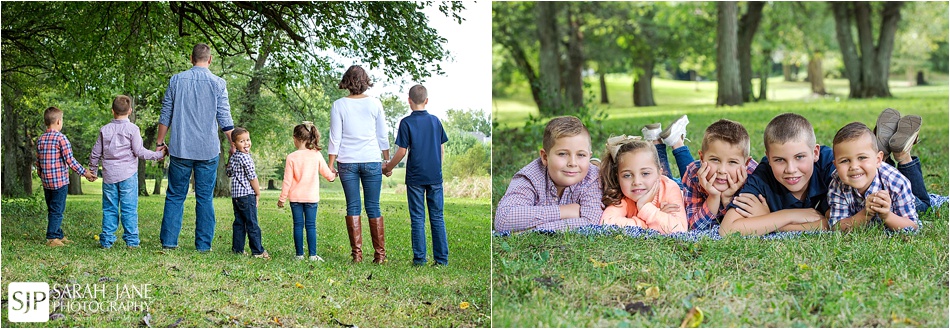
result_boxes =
[36,106,96,247]
[828,111,929,232]
[226,127,268,258]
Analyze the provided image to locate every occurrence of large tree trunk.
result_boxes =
[831,1,902,98]
[564,4,584,109]
[807,54,827,95]
[633,57,656,107]
[68,171,83,195]
[213,136,230,197]
[143,122,161,196]
[599,71,609,104]
[738,2,765,103]
[495,6,543,109]
[717,1,743,106]
[2,87,34,197]
[536,1,563,115]
[916,71,927,86]
[758,49,771,101]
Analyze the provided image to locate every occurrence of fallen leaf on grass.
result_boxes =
[327,278,335,286]
[589,257,618,268]
[645,286,660,299]
[460,302,470,309]
[624,302,652,316]
[94,235,100,241]
[680,306,704,328]
[891,314,920,326]
[798,263,810,271]
[272,317,283,326]
[295,282,304,289]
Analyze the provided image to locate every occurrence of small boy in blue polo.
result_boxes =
[719,113,835,236]
[383,84,449,266]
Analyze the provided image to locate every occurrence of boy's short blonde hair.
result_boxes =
[763,113,816,150]
[112,95,132,116]
[44,106,63,126]
[542,116,590,152]
[701,119,751,157]
[833,122,877,152]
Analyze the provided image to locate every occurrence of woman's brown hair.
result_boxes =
[338,65,373,95]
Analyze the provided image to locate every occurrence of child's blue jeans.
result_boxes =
[100,175,140,248]
[656,144,695,187]
[44,185,68,240]
[892,156,932,214]
[290,202,318,257]
[407,184,448,266]
[232,194,264,255]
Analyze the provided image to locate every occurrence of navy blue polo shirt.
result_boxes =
[727,145,835,215]
[394,110,449,186]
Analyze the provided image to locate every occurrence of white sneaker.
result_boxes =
[660,115,690,146]
[295,255,305,260]
[641,123,662,141]
[309,255,325,262]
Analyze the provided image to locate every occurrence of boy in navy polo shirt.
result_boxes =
[383,84,450,266]
[719,113,833,236]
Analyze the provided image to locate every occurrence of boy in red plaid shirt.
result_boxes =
[35,106,95,247]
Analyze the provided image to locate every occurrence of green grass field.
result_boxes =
[1,173,491,327]
[492,76,949,327]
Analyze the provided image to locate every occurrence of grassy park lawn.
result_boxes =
[492,77,949,327]
[1,170,491,328]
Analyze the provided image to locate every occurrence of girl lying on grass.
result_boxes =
[599,136,688,234]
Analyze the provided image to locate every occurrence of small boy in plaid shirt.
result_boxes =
[226,127,268,258]
[828,113,928,232]
[35,106,96,247]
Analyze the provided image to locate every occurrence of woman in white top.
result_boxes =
[328,65,390,264]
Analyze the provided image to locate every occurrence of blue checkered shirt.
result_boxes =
[226,151,257,198]
[828,162,919,229]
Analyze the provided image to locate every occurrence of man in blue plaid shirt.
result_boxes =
[828,120,925,232]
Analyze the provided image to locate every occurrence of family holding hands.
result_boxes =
[36,43,451,267]
[496,106,931,236]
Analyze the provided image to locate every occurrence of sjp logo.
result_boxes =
[8,282,49,322]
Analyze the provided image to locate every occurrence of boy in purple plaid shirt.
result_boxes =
[828,111,929,232]
[494,116,603,233]
[35,106,96,247]
[226,127,268,259]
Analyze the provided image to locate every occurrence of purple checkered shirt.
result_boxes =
[494,158,603,232]
[226,151,257,198]
[36,130,86,190]
[682,159,758,230]
[827,162,919,229]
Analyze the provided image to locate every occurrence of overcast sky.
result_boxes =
[362,1,491,120]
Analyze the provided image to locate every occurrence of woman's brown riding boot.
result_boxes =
[368,216,386,264]
[345,215,363,263]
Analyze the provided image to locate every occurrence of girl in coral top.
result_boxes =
[278,122,337,261]
[600,136,688,234]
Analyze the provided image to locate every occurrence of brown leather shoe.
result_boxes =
[345,216,363,263]
[47,239,65,247]
[369,216,386,264]
[60,237,72,244]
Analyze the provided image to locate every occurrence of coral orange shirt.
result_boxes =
[279,149,336,203]
[601,176,688,234]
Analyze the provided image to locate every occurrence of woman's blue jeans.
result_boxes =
[338,162,382,218]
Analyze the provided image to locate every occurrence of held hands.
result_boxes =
[83,171,97,182]
[733,193,769,218]
[866,190,892,220]
[381,160,393,177]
